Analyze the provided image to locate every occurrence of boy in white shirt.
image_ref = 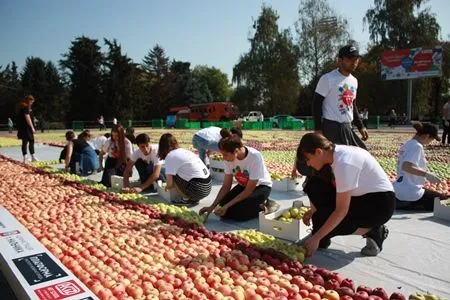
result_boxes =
[122,133,164,193]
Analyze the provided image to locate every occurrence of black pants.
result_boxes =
[304,176,395,242]
[134,159,166,190]
[100,157,126,187]
[396,188,446,211]
[219,184,271,221]
[21,138,35,155]
[442,120,450,144]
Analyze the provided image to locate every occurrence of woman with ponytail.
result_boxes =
[199,128,276,221]
[16,95,38,163]
[393,122,447,210]
[98,125,133,187]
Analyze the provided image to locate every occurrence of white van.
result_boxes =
[240,111,264,122]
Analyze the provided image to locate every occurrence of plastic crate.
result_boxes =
[201,121,214,128]
[156,181,181,202]
[72,121,84,131]
[152,119,164,128]
[188,121,201,129]
[305,119,315,130]
[271,177,304,192]
[366,116,380,129]
[176,119,189,129]
[434,198,450,222]
[242,121,263,130]
[292,120,304,130]
[262,121,273,130]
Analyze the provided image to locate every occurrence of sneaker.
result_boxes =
[263,199,280,215]
[22,155,29,163]
[31,155,39,162]
[361,225,389,256]
[170,197,196,207]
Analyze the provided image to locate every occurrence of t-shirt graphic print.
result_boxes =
[338,83,356,115]
[233,166,250,186]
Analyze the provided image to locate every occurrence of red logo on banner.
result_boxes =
[35,280,84,300]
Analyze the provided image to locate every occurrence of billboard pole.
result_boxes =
[407,79,412,121]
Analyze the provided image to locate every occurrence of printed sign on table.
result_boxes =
[34,280,85,300]
[381,46,442,80]
[13,253,68,286]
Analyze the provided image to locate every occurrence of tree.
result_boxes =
[295,0,350,84]
[43,62,67,122]
[0,62,22,121]
[192,65,232,101]
[21,57,48,121]
[233,6,300,116]
[60,36,103,121]
[184,76,212,105]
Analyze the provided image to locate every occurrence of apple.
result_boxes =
[369,296,384,300]
[324,279,340,290]
[389,293,406,300]
[323,290,341,300]
[371,288,389,300]
[308,292,322,300]
[340,279,355,292]
[337,287,355,297]
[357,286,373,294]
[315,268,333,281]
[341,296,354,300]
[354,291,370,300]
[306,274,325,286]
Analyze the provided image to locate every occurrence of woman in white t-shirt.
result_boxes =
[393,123,446,210]
[297,133,395,257]
[98,125,133,187]
[158,133,212,205]
[199,129,275,221]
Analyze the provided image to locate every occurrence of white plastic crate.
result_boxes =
[111,175,140,189]
[271,177,304,192]
[259,200,312,242]
[210,159,225,170]
[156,181,182,202]
[433,197,450,222]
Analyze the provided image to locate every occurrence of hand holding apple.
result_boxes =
[303,235,320,257]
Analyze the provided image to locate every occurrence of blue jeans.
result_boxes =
[192,134,220,164]
[134,159,166,186]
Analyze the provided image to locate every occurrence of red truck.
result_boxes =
[169,102,240,121]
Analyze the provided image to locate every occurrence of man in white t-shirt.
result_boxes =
[442,100,450,145]
[313,45,368,146]
[122,133,164,193]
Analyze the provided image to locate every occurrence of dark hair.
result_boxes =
[158,133,179,159]
[65,131,75,141]
[111,125,127,166]
[135,133,150,145]
[219,128,243,153]
[412,122,440,141]
[17,95,35,113]
[78,129,92,140]
[230,127,243,139]
[104,133,111,139]
[296,133,334,162]
[125,127,135,135]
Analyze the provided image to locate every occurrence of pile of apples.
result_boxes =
[0,136,21,147]
[277,207,310,223]
[0,155,418,300]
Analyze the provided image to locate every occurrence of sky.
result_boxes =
[1,0,449,80]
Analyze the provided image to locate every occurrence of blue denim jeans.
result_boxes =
[192,134,220,164]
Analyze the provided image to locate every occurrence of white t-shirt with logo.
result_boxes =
[130,144,162,166]
[195,126,222,142]
[393,139,426,201]
[165,148,210,181]
[92,136,108,150]
[224,147,272,188]
[331,145,393,196]
[102,138,133,159]
[316,69,358,124]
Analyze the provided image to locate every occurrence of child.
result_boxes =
[199,129,274,221]
[297,133,395,257]
[122,133,165,193]
[158,133,212,206]
[65,130,99,175]
[393,123,447,210]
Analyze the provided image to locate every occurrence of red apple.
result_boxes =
[357,286,373,294]
[307,274,325,286]
[324,279,340,290]
[369,296,384,300]
[371,288,389,300]
[341,296,354,300]
[340,279,355,292]
[389,292,406,300]
[337,287,355,297]
[354,291,370,300]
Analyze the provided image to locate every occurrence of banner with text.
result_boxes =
[381,46,442,80]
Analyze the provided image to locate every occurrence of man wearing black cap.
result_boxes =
[312,44,368,146]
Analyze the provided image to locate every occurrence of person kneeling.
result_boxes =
[158,133,212,206]
[199,129,276,222]
[65,130,99,176]
[297,133,395,257]
[122,133,165,193]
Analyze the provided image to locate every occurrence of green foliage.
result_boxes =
[0,62,22,121]
[233,6,300,116]
[192,65,232,101]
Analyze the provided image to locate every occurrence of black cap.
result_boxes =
[338,45,361,58]
[421,123,441,141]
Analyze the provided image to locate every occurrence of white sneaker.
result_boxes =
[22,155,29,163]
[31,155,39,162]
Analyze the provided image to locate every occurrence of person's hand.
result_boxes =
[122,187,132,193]
[130,187,142,193]
[359,128,369,141]
[302,209,314,226]
[32,128,36,134]
[303,235,320,257]
[425,172,441,184]
[291,168,301,179]
[199,206,214,223]
[214,206,227,217]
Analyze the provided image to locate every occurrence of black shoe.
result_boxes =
[361,225,389,256]
[319,238,331,249]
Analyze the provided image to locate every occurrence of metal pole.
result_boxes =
[407,79,412,121]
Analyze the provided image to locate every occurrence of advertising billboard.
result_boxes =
[381,46,442,80]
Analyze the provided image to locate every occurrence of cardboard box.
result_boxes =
[271,177,304,192]
[259,200,312,242]
[0,205,98,300]
[156,181,182,202]
[433,197,450,222]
